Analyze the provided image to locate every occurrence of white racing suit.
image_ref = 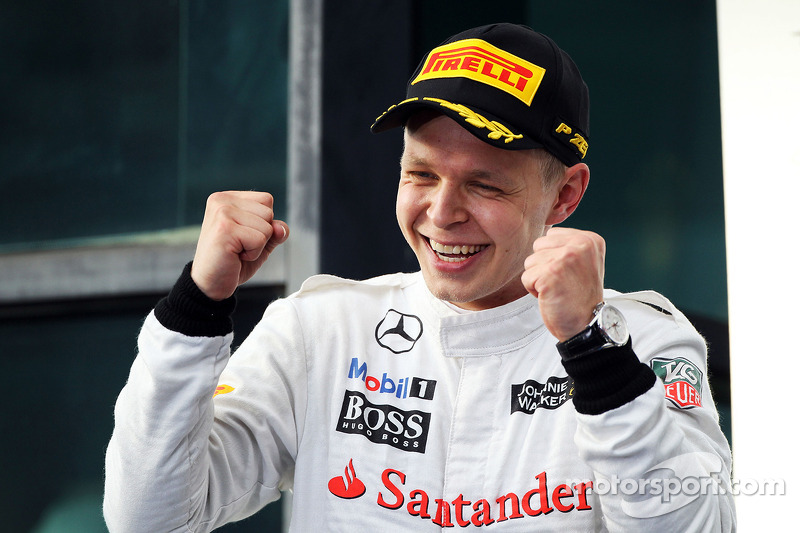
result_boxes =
[103,266,736,531]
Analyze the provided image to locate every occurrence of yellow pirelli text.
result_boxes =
[411,38,546,106]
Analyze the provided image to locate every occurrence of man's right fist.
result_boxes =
[191,191,289,301]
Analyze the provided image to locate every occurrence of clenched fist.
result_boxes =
[191,191,289,301]
[521,228,605,342]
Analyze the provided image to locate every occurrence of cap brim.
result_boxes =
[371,97,544,151]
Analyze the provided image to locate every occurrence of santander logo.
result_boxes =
[328,459,366,499]
[328,459,594,528]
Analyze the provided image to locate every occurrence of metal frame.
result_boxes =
[0,228,287,304]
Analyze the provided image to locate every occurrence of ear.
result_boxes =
[545,162,590,226]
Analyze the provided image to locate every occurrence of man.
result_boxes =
[104,23,735,531]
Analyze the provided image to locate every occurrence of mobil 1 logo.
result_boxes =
[337,390,431,453]
[347,357,437,401]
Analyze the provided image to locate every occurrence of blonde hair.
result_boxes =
[536,149,567,190]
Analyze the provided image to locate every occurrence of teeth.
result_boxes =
[430,239,486,260]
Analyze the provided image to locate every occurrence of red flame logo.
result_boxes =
[328,459,366,499]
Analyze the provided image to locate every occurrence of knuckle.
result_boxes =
[215,204,237,220]
[206,192,235,216]
[206,191,223,208]
[585,230,605,249]
[572,231,604,256]
[252,191,274,209]
[215,217,237,235]
[208,190,233,203]
[255,228,270,247]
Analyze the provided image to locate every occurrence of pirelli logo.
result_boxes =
[412,38,546,106]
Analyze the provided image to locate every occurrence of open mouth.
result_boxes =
[428,238,487,263]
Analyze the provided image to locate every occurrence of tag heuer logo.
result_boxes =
[375,309,423,354]
[651,357,703,409]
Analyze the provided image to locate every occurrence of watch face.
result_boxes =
[599,305,629,345]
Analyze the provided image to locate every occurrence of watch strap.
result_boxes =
[556,324,609,360]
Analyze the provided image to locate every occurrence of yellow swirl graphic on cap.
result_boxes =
[424,97,523,144]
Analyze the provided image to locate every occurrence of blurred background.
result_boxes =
[0,0,728,531]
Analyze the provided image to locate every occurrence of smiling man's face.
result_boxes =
[396,113,565,311]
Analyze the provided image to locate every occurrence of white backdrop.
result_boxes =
[717,0,800,528]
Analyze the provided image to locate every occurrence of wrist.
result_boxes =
[556,302,629,360]
[154,262,236,337]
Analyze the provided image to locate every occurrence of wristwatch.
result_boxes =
[556,302,630,360]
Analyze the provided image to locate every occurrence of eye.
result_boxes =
[472,182,503,194]
[406,170,437,183]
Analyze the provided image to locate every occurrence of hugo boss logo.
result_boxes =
[336,390,431,453]
[375,309,423,354]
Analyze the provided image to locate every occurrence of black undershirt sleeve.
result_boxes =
[153,262,236,338]
[561,339,657,415]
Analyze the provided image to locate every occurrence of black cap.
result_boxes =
[371,23,590,166]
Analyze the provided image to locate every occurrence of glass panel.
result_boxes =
[526,2,728,322]
[0,0,288,251]
[0,287,284,531]
[180,0,289,227]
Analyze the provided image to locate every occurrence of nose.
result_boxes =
[427,182,469,228]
